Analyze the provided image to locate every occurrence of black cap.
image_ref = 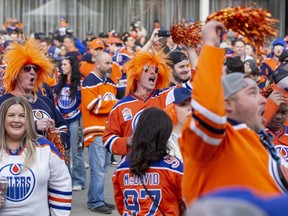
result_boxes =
[272,63,288,84]
[167,51,188,68]
[99,32,109,38]
[245,59,258,72]
[279,50,288,63]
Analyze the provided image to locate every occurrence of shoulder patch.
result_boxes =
[122,108,133,121]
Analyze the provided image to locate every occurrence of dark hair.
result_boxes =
[130,107,172,178]
[121,32,130,41]
[56,56,81,100]
[225,56,244,74]
[40,37,52,46]
[245,43,256,53]
[54,35,64,43]
[64,34,75,44]
[168,51,188,68]
[123,35,131,45]
[232,38,245,46]
[99,32,108,38]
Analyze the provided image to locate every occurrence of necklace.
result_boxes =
[134,91,149,99]
[24,95,34,103]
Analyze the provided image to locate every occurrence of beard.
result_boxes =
[100,69,112,78]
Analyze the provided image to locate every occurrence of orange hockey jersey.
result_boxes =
[80,61,122,84]
[103,90,169,155]
[265,126,288,163]
[113,155,183,215]
[103,81,192,156]
[179,45,284,206]
[81,72,117,147]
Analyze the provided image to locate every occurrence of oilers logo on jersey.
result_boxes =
[58,87,76,109]
[33,109,51,121]
[275,145,288,162]
[0,163,35,202]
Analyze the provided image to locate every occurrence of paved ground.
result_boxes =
[71,149,120,216]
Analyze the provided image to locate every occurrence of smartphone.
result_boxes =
[158,30,170,37]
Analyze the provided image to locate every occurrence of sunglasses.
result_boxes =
[23,65,39,73]
[143,66,158,74]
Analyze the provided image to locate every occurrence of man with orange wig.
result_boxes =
[103,49,183,155]
[0,39,70,151]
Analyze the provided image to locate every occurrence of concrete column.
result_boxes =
[199,0,210,22]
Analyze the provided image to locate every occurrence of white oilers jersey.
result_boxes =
[0,137,72,216]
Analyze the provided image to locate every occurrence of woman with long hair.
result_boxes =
[54,56,86,191]
[0,97,71,215]
[113,107,184,215]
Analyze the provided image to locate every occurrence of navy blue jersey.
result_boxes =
[54,83,81,123]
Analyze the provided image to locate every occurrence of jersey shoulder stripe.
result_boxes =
[112,96,137,110]
[36,137,63,159]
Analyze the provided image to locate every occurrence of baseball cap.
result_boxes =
[54,35,64,43]
[48,46,62,61]
[98,32,108,38]
[272,38,286,48]
[222,72,256,98]
[90,38,105,50]
[112,31,120,38]
[165,87,191,106]
[279,49,288,63]
[272,63,288,84]
[188,187,288,216]
[168,51,188,68]
[245,59,258,72]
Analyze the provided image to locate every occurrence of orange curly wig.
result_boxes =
[124,50,171,95]
[3,39,53,93]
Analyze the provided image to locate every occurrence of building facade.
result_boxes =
[0,0,285,40]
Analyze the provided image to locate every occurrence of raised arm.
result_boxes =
[141,29,161,52]
[179,21,226,163]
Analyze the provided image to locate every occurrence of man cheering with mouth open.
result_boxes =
[0,39,70,155]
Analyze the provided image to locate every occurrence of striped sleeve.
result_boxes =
[103,106,129,156]
[82,82,116,115]
[179,45,226,163]
[48,143,72,216]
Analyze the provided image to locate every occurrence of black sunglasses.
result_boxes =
[23,65,39,73]
[143,66,158,73]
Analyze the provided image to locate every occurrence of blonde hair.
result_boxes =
[124,50,171,95]
[3,39,53,93]
[0,97,41,169]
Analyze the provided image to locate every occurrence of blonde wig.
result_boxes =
[0,97,41,169]
[3,39,53,93]
[124,50,171,95]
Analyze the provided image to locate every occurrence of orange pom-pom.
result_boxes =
[170,22,202,47]
[206,6,279,49]
[46,129,69,164]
